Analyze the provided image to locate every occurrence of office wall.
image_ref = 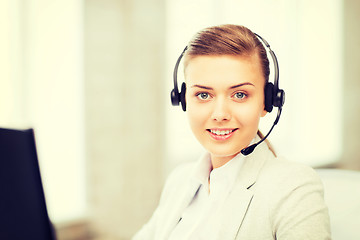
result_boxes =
[341,0,360,170]
[84,0,166,239]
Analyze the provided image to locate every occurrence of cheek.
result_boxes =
[251,92,266,119]
[187,102,208,128]
[235,102,264,127]
[186,97,212,137]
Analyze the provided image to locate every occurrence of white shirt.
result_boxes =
[168,152,245,240]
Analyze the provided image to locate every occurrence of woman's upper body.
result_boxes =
[133,138,331,240]
[133,24,331,239]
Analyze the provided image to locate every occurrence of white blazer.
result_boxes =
[133,141,331,240]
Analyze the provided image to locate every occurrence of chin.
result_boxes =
[207,147,243,159]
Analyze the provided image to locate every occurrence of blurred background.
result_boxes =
[0,0,359,239]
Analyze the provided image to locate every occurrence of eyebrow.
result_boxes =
[229,83,255,89]
[191,82,255,90]
[191,84,214,90]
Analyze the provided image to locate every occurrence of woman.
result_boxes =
[133,24,331,240]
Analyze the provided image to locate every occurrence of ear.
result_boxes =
[261,108,267,117]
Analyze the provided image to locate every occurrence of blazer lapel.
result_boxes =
[159,152,211,239]
[217,186,254,239]
[217,142,270,240]
[159,180,201,240]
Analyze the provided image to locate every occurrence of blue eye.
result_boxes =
[196,92,210,100]
[234,92,246,99]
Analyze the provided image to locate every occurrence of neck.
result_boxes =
[210,153,237,169]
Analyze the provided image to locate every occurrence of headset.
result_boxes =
[170,33,285,156]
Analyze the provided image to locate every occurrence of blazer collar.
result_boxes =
[235,139,270,189]
[216,140,271,239]
[160,139,272,240]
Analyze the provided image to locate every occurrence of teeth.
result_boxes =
[210,129,233,135]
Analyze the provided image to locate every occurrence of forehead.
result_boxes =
[185,54,264,88]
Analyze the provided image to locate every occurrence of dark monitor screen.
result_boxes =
[0,128,55,240]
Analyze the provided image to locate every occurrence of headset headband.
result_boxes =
[171,33,284,111]
[254,33,279,89]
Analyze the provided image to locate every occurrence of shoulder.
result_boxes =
[259,155,323,191]
[263,155,320,178]
[255,155,330,238]
[250,147,326,211]
[241,140,322,193]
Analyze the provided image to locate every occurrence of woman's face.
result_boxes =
[185,54,267,166]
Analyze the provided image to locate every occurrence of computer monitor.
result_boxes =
[0,128,56,240]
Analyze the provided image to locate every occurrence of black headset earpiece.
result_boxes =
[171,46,188,111]
[179,82,186,111]
[264,82,285,112]
[274,88,285,108]
[264,82,274,112]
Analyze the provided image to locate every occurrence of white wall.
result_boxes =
[25,0,86,222]
[0,0,25,126]
[342,0,360,170]
[84,0,166,238]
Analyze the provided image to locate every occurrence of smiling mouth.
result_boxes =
[207,128,238,136]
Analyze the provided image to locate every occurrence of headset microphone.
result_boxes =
[241,107,282,156]
[171,32,285,156]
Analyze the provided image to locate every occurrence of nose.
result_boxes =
[211,98,231,122]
